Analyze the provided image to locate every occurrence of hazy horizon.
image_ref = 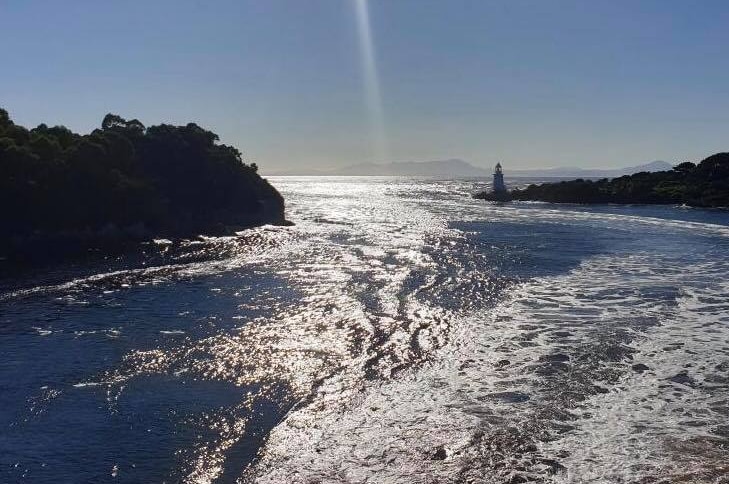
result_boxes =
[2,0,729,171]
[261,157,673,175]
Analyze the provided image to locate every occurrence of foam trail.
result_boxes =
[354,0,389,162]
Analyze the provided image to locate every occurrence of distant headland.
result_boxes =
[475,153,729,208]
[0,108,286,261]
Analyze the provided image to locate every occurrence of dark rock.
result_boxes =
[632,363,650,373]
[474,190,512,202]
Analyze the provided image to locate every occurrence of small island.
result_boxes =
[475,153,729,208]
[0,108,286,261]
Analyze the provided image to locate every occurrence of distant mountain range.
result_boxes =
[268,159,674,178]
[329,159,488,176]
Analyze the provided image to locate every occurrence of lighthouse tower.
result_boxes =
[493,162,506,193]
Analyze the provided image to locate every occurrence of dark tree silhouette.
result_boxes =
[0,109,284,257]
[476,153,729,207]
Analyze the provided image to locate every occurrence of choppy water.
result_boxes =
[2,177,729,483]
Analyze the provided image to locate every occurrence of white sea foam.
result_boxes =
[5,178,729,483]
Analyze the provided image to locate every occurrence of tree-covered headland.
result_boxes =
[475,153,729,207]
[0,108,285,257]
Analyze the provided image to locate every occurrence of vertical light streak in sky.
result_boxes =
[354,0,389,162]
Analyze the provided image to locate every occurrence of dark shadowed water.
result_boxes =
[2,177,729,483]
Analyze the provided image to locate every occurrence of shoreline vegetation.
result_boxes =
[0,108,286,263]
[475,153,729,208]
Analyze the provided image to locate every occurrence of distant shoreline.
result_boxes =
[475,153,729,209]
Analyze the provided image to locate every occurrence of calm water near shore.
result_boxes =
[2,176,729,483]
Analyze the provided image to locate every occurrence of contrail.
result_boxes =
[354,0,389,162]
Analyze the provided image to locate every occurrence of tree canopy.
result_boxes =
[0,109,283,248]
[476,153,729,207]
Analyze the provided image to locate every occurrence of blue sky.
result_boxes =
[2,0,729,172]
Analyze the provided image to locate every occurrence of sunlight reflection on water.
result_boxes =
[2,177,729,483]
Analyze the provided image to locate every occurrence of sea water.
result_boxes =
[1,177,728,483]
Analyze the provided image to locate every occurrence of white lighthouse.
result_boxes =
[493,162,506,193]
